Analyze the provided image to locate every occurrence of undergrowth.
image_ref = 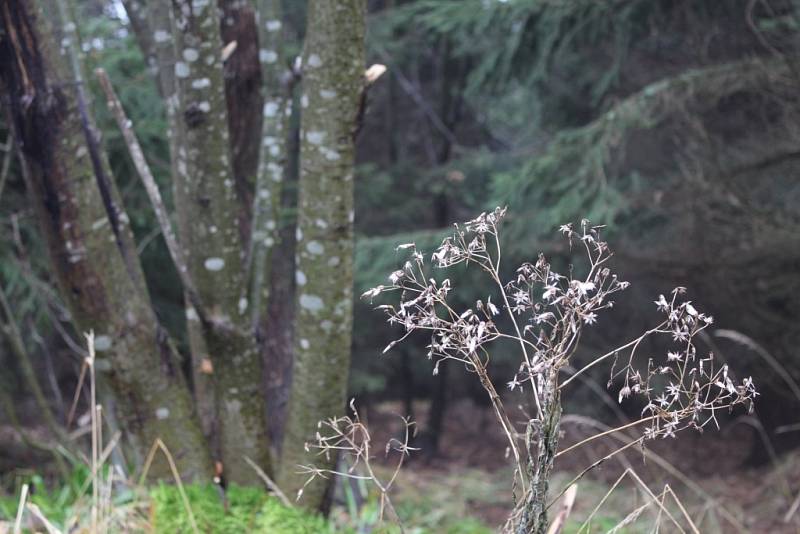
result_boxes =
[150,484,335,533]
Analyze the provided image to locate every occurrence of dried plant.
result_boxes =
[355,207,757,533]
[297,399,417,527]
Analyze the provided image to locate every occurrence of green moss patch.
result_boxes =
[150,483,337,533]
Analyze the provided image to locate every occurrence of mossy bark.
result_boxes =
[0,0,212,480]
[249,0,293,327]
[169,0,271,483]
[278,0,365,510]
[517,372,562,534]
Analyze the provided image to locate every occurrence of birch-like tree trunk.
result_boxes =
[0,0,211,479]
[169,0,271,483]
[279,0,366,510]
[249,0,293,328]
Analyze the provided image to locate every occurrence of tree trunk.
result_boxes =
[278,0,366,510]
[169,0,271,483]
[0,0,211,480]
[248,0,294,329]
[219,0,262,241]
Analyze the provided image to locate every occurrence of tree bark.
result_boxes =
[169,0,271,483]
[248,0,294,329]
[0,0,211,480]
[278,0,365,510]
[219,0,262,241]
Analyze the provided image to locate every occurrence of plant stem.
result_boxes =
[517,370,562,534]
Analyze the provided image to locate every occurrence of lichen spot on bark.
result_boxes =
[260,49,278,63]
[307,54,322,68]
[306,241,324,255]
[263,101,279,117]
[183,48,199,62]
[204,257,225,271]
[175,62,190,78]
[306,131,325,145]
[299,294,324,313]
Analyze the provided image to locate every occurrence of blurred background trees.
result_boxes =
[1,0,799,521]
[353,0,800,459]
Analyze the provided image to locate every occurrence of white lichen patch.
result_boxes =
[154,30,170,43]
[306,131,325,145]
[327,256,340,267]
[299,294,324,312]
[186,307,200,322]
[259,49,278,63]
[94,335,112,352]
[258,189,271,199]
[296,227,303,241]
[175,61,190,78]
[322,147,341,161]
[263,101,279,117]
[238,297,248,315]
[191,78,211,89]
[301,94,309,108]
[209,225,218,234]
[320,320,333,333]
[306,240,325,255]
[204,257,225,271]
[266,19,282,32]
[296,270,307,286]
[307,53,322,68]
[91,217,108,231]
[300,338,310,350]
[198,101,211,113]
[155,407,170,420]
[319,89,337,100]
[182,48,200,62]
[315,218,328,229]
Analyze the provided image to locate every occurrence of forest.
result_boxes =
[0,0,798,532]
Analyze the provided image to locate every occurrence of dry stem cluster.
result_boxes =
[342,208,757,532]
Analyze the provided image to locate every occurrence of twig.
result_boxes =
[25,504,62,534]
[244,456,293,508]
[546,484,577,534]
[13,484,28,534]
[86,332,98,534]
[139,438,200,534]
[94,68,207,324]
[0,130,13,202]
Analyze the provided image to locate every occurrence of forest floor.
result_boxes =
[1,399,798,532]
[366,399,800,533]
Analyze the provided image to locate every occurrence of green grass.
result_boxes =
[151,483,338,533]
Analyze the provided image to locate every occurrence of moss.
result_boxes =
[150,484,338,533]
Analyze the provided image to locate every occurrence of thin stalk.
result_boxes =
[95,69,207,324]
